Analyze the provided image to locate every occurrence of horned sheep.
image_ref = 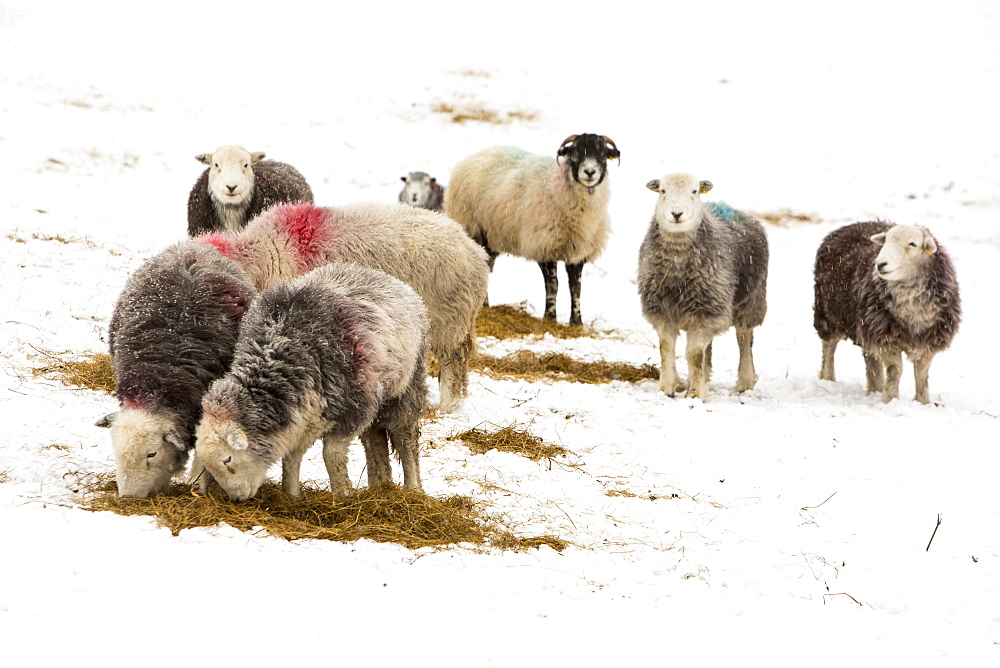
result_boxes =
[96,241,256,497]
[445,133,619,325]
[192,263,428,501]
[813,221,961,403]
[637,173,769,399]
[398,171,445,211]
[194,201,489,413]
[187,145,314,236]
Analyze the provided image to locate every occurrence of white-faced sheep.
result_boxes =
[399,171,445,211]
[187,145,314,236]
[813,221,961,404]
[95,241,256,497]
[445,133,619,325]
[193,263,428,501]
[637,174,769,399]
[193,201,489,413]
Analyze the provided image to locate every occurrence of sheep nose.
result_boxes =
[226,185,237,194]
[584,168,596,178]
[672,211,683,222]
[877,261,888,272]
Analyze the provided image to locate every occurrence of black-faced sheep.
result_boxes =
[95,241,256,497]
[813,221,961,404]
[637,173,769,399]
[193,201,489,413]
[187,145,314,236]
[399,171,445,211]
[193,263,428,501]
[445,133,620,325]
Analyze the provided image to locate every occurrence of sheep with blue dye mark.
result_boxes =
[193,263,429,501]
[194,202,488,413]
[95,241,256,497]
[187,145,314,236]
[637,173,769,399]
[399,171,445,211]
[445,133,619,325]
[813,221,961,403]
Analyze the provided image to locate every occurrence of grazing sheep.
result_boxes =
[445,133,620,325]
[194,201,489,412]
[398,171,445,211]
[95,241,256,497]
[637,174,769,399]
[187,145,313,236]
[193,263,428,501]
[813,221,961,403]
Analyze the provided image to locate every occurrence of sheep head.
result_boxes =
[96,408,190,498]
[197,145,265,208]
[399,171,439,208]
[647,173,713,234]
[556,133,619,189]
[194,412,268,502]
[872,224,938,283]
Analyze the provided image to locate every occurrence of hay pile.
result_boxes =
[449,424,570,462]
[82,480,566,552]
[476,303,591,340]
[476,350,658,385]
[30,350,115,394]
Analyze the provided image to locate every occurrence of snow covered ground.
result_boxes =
[2,1,999,665]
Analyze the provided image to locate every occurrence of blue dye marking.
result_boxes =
[707,201,739,222]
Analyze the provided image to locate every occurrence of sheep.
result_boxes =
[637,173,769,399]
[95,241,256,497]
[398,171,445,211]
[192,263,429,501]
[813,221,961,404]
[193,201,489,413]
[445,133,620,325]
[187,145,314,236]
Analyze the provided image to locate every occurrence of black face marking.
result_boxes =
[556,134,619,188]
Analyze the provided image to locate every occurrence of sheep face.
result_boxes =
[872,225,938,283]
[557,134,619,189]
[399,172,437,208]
[194,415,269,502]
[196,145,265,208]
[96,409,189,498]
[647,173,714,234]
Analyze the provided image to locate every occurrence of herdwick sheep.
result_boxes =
[637,174,769,399]
[95,241,256,497]
[445,133,620,325]
[813,221,961,404]
[193,263,429,501]
[187,145,313,236]
[399,171,445,211]
[194,201,489,412]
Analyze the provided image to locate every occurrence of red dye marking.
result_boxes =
[123,398,148,411]
[195,233,238,260]
[274,203,332,273]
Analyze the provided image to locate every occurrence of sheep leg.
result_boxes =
[436,335,471,413]
[735,327,758,392]
[881,350,903,403]
[820,337,839,381]
[911,351,934,404]
[863,351,885,394]
[538,261,559,321]
[566,260,585,326]
[705,341,714,381]
[360,427,392,486]
[281,450,305,499]
[653,324,685,396]
[321,434,352,495]
[685,330,714,399]
[387,421,422,490]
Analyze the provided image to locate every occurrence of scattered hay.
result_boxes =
[81,479,565,552]
[751,209,823,227]
[432,102,537,125]
[0,469,10,484]
[477,303,593,340]
[30,350,115,394]
[449,424,570,462]
[476,350,658,385]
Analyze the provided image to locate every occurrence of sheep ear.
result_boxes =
[95,413,117,428]
[400,176,407,182]
[923,233,938,255]
[195,153,212,165]
[164,428,186,451]
[429,177,437,185]
[250,152,266,163]
[227,429,249,451]
[870,233,887,246]
[646,179,661,192]
[699,180,713,194]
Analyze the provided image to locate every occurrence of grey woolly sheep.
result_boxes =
[95,241,256,497]
[193,263,429,501]
[398,171,445,211]
[187,145,313,236]
[637,173,769,399]
[193,201,489,413]
[813,221,961,404]
[445,133,620,325]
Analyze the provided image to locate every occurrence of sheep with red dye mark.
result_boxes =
[814,221,961,403]
[194,202,489,412]
[398,171,445,211]
[187,145,313,236]
[193,263,428,501]
[95,241,256,497]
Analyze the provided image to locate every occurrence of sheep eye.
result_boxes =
[908,242,918,248]
[223,456,232,465]
[146,451,157,459]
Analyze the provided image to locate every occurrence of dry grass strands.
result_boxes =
[81,479,565,552]
[448,424,569,462]
[31,350,115,394]
[750,209,822,227]
[476,303,593,340]
[432,102,537,125]
[476,350,658,385]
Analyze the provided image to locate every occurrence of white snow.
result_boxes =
[2,1,999,665]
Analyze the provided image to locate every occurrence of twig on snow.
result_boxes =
[926,513,943,552]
